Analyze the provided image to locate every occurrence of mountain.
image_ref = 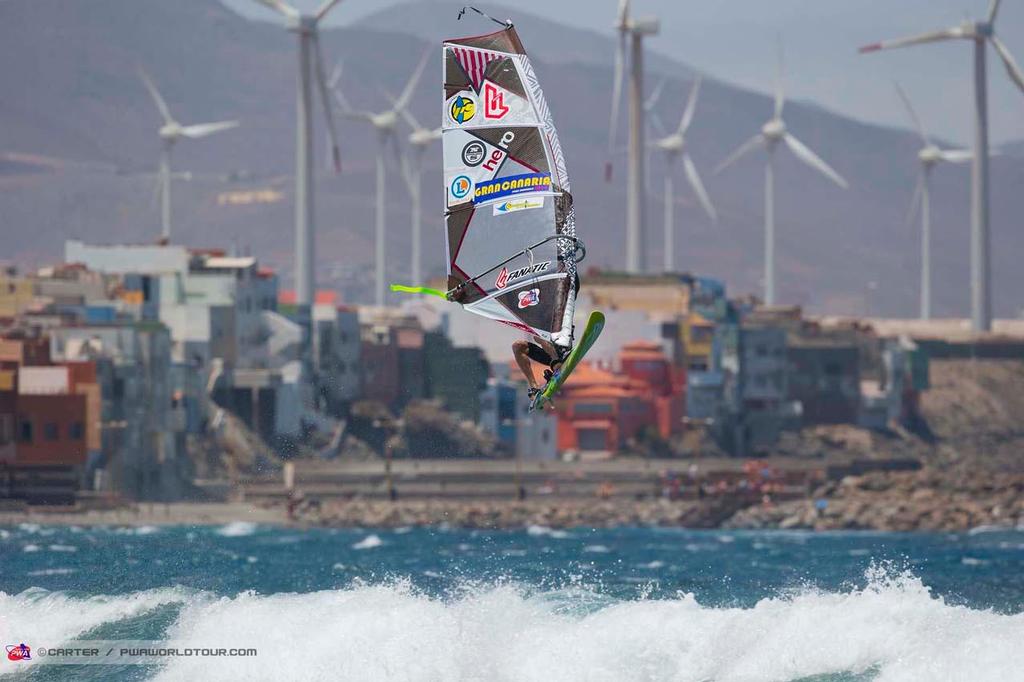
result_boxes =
[1,0,1022,317]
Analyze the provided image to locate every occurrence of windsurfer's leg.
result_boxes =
[512,340,540,389]
[552,274,578,349]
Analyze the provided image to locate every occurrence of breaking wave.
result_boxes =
[2,568,1022,681]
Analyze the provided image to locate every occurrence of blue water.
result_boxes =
[2,523,1024,680]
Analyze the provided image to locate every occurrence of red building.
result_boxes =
[0,333,97,502]
[555,341,685,453]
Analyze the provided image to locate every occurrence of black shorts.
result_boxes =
[525,342,568,368]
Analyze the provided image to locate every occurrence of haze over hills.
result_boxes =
[1,0,1022,317]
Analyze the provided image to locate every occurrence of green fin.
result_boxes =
[390,284,447,300]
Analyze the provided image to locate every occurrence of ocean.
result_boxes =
[2,523,1023,681]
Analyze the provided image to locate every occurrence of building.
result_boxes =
[479,378,557,460]
[555,341,685,454]
[49,323,190,501]
[787,336,861,424]
[718,319,794,455]
[423,330,489,422]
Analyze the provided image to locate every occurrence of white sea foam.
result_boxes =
[22,544,40,552]
[134,524,160,535]
[26,568,76,576]
[48,544,77,552]
[526,525,570,539]
[3,569,1023,681]
[583,545,610,553]
[352,534,383,550]
[215,521,258,538]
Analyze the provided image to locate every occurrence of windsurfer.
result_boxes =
[512,272,579,398]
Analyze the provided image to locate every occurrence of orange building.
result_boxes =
[555,341,685,454]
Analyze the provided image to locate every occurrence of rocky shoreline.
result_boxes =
[726,470,1024,532]
[289,495,755,529]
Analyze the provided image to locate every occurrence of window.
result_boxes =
[18,420,32,443]
[44,423,59,441]
[0,414,12,445]
[575,402,613,415]
[69,422,84,440]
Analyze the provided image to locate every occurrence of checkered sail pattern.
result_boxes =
[441,24,577,343]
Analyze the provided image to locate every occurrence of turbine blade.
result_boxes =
[644,77,667,113]
[252,0,299,19]
[783,133,848,188]
[315,0,345,21]
[988,0,1003,24]
[647,110,667,137]
[395,49,430,113]
[859,27,966,53]
[398,105,422,131]
[990,35,1024,95]
[678,76,702,136]
[328,62,343,89]
[774,38,785,118]
[893,81,929,145]
[607,29,627,181]
[311,32,341,173]
[938,149,972,163]
[137,68,174,125]
[714,134,762,175]
[616,0,631,27]
[180,121,239,138]
[682,153,717,223]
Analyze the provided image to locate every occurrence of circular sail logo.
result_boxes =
[450,95,476,124]
[462,141,486,166]
[450,175,472,200]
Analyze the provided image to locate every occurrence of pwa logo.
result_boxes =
[483,82,509,119]
[6,643,30,661]
[450,175,472,200]
[518,288,540,309]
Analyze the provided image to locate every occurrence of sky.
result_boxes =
[223,0,1024,145]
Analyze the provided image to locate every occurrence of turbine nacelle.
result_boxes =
[286,14,318,33]
[371,110,400,132]
[918,146,943,166]
[159,123,183,141]
[654,133,684,153]
[762,118,786,142]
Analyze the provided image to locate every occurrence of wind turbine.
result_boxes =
[396,108,441,288]
[607,0,660,274]
[251,0,344,338]
[715,45,847,306]
[138,69,238,242]
[652,76,717,272]
[859,0,1024,332]
[894,82,972,320]
[334,52,429,306]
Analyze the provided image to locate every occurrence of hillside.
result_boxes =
[1,0,1023,316]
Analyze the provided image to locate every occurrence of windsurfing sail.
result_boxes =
[441,19,579,344]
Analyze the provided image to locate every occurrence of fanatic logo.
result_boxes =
[483,82,509,119]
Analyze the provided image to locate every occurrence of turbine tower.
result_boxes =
[651,76,717,272]
[251,0,344,338]
[894,82,972,320]
[607,0,659,273]
[715,45,848,306]
[396,108,441,288]
[138,69,238,242]
[860,0,1024,332]
[334,53,429,306]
